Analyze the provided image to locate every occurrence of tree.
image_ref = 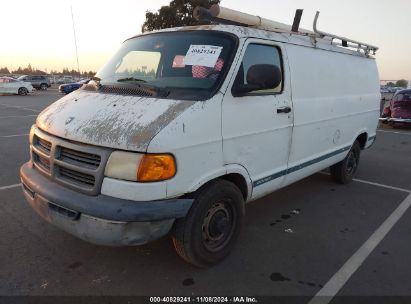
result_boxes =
[395,79,408,88]
[0,67,10,74]
[386,82,395,87]
[142,0,220,33]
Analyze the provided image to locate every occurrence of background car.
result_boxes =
[380,89,411,124]
[59,79,90,94]
[56,76,75,84]
[0,77,33,95]
[17,75,51,90]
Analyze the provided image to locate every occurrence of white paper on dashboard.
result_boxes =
[183,45,223,68]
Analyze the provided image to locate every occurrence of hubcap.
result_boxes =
[346,151,358,176]
[202,201,235,252]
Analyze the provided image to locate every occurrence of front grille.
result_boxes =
[31,129,111,195]
[58,166,95,187]
[59,147,101,169]
[34,136,52,155]
[36,154,51,172]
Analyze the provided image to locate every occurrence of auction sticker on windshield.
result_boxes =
[184,45,223,68]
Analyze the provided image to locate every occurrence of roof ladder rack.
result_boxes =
[193,5,378,57]
[313,11,378,56]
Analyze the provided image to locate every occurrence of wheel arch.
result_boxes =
[355,132,368,150]
[219,173,249,201]
[187,164,252,202]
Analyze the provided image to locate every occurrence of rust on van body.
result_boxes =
[36,91,195,152]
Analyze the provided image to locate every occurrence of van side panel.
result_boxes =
[284,45,380,186]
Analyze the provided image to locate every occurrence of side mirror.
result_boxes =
[232,64,282,97]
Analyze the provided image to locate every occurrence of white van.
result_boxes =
[20,6,380,267]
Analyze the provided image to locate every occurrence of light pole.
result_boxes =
[71,6,81,80]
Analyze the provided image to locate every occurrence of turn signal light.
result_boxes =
[137,154,176,182]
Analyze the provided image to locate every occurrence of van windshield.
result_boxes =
[95,31,237,100]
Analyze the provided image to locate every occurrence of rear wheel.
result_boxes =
[40,83,48,90]
[330,140,361,184]
[18,87,28,96]
[172,179,245,267]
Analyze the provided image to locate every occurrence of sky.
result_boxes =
[1,0,410,81]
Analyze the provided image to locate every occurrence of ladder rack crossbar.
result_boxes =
[313,11,378,55]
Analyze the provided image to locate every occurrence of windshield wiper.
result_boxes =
[117,77,147,83]
[124,81,170,97]
[101,78,169,97]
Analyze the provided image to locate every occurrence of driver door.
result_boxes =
[222,39,293,200]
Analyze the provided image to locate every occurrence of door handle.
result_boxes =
[277,106,291,114]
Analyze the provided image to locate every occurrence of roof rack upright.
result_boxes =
[194,5,314,34]
[193,5,378,57]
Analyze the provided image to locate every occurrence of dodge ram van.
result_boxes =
[20,5,380,267]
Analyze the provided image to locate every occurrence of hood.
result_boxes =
[36,90,195,152]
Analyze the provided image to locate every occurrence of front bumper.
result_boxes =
[20,162,193,246]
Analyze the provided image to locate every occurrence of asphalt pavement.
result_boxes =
[0,91,410,303]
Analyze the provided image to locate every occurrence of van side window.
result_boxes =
[233,44,283,95]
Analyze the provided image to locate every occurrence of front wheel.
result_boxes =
[18,87,28,96]
[40,83,48,90]
[172,179,245,267]
[330,140,361,184]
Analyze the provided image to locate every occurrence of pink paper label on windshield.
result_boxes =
[172,55,186,68]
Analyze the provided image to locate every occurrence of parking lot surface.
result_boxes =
[1,91,410,302]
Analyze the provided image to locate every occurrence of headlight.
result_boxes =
[104,151,143,181]
[105,151,176,182]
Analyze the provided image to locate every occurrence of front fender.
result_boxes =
[187,164,253,201]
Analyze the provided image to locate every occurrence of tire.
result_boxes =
[18,87,28,96]
[40,83,48,90]
[330,140,361,184]
[172,179,245,267]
